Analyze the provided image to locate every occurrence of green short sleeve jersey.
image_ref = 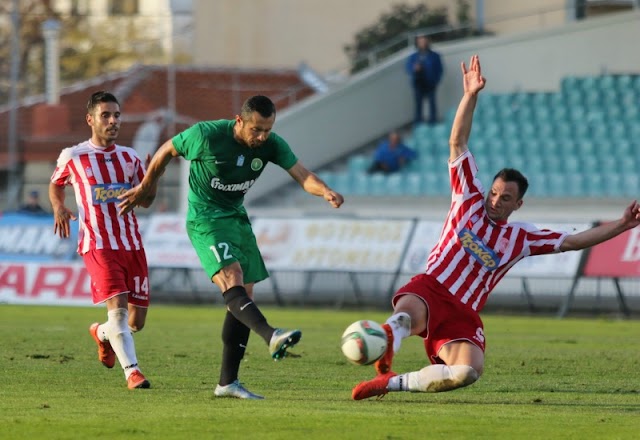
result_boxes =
[172,120,298,220]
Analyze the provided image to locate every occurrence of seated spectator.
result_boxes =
[18,190,48,215]
[368,131,417,174]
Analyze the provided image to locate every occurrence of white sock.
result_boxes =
[388,365,479,393]
[385,312,411,353]
[107,308,140,378]
[97,323,110,341]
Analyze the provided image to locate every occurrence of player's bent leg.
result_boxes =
[105,297,150,389]
[389,364,479,393]
[375,295,428,375]
[437,340,485,376]
[128,304,147,333]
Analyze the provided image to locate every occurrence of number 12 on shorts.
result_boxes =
[209,243,232,263]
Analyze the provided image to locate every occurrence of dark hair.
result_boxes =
[87,91,120,114]
[493,168,529,199]
[240,95,276,120]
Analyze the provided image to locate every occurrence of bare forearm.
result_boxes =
[48,183,66,211]
[302,173,331,197]
[141,140,176,190]
[449,92,478,160]
[561,220,628,251]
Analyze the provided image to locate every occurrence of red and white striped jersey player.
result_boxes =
[352,55,640,400]
[49,91,157,390]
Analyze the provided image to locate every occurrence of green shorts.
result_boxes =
[186,216,269,284]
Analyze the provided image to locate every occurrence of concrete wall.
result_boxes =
[193,0,450,73]
[232,10,640,207]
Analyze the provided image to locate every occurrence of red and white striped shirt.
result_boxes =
[425,151,568,312]
[51,140,145,255]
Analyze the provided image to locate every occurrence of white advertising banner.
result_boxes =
[401,220,591,278]
[0,262,93,306]
[143,214,202,269]
[253,217,414,272]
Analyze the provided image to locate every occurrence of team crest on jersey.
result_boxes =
[458,228,500,270]
[125,162,135,176]
[251,158,263,171]
[91,183,132,204]
[236,155,245,166]
[85,167,94,178]
[470,214,480,224]
[495,237,509,253]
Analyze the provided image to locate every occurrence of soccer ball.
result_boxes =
[340,320,388,366]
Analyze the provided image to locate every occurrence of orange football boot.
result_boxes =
[352,371,397,400]
[89,323,116,368]
[374,323,394,375]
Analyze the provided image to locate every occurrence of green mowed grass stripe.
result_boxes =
[1,305,639,439]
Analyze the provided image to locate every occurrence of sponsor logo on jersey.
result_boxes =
[210,177,256,193]
[251,158,263,171]
[236,155,245,166]
[458,228,500,270]
[91,183,132,204]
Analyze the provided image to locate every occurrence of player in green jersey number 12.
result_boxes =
[118,95,344,399]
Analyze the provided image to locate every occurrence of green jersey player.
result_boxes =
[118,95,344,399]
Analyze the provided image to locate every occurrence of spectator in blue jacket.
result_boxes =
[368,131,417,174]
[406,35,443,125]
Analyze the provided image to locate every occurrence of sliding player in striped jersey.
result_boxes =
[352,55,640,400]
[49,91,156,390]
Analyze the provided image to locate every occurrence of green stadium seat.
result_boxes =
[348,154,371,173]
[562,156,580,174]
[583,173,604,197]
[351,171,370,196]
[621,174,639,198]
[422,173,441,196]
[526,172,549,197]
[369,173,386,196]
[317,171,335,189]
[404,173,424,196]
[602,172,622,196]
[561,76,580,94]
[386,173,404,196]
[547,173,568,197]
[565,174,585,197]
[580,155,599,174]
[333,172,352,195]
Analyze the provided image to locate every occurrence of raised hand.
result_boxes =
[461,55,486,95]
[621,200,640,229]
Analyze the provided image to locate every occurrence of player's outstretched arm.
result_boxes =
[287,161,344,208]
[560,200,640,251]
[118,139,178,215]
[49,182,77,238]
[449,55,486,162]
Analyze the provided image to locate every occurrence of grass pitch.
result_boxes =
[1,304,638,439]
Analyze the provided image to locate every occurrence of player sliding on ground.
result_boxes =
[352,55,640,400]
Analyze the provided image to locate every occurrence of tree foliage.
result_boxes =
[344,1,477,73]
[0,0,165,105]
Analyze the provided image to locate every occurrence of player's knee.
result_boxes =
[450,365,479,388]
[129,322,144,333]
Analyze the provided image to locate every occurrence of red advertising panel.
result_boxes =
[583,224,640,277]
[0,262,93,306]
